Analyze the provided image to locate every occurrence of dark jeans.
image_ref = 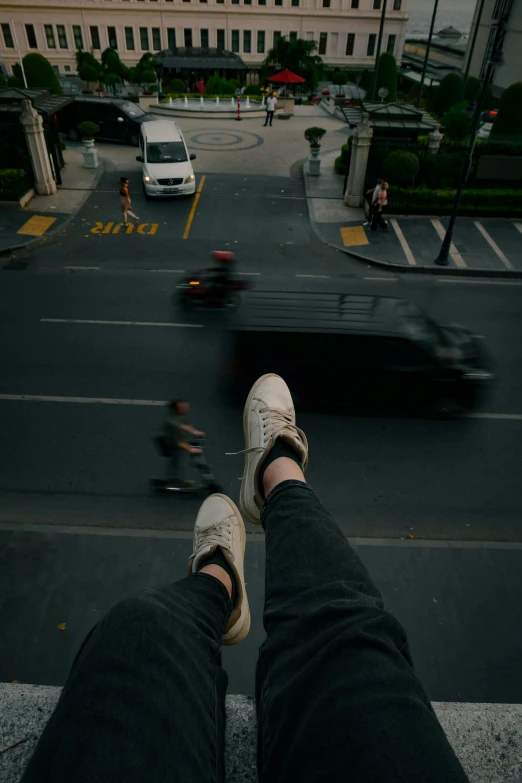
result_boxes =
[21,481,468,783]
[264,111,274,126]
[371,206,388,230]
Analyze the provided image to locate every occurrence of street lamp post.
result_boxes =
[434,18,506,266]
[416,0,439,109]
[371,0,388,101]
[461,0,487,99]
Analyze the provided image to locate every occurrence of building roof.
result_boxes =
[157,47,246,71]
[0,87,72,116]
[341,102,439,132]
[437,25,463,38]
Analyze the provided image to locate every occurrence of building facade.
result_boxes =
[464,0,521,94]
[0,0,409,75]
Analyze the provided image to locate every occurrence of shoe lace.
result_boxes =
[226,406,305,456]
[195,518,234,559]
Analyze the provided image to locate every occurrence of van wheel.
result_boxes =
[68,128,79,141]
[130,133,140,147]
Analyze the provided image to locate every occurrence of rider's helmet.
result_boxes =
[212,251,235,263]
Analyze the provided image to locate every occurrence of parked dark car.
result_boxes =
[57,97,155,146]
[227,292,494,416]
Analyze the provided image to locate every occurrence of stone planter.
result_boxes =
[309,146,321,157]
[82,139,98,169]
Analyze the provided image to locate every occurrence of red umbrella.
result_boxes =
[269,69,306,84]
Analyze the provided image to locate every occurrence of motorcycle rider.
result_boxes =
[209,250,236,305]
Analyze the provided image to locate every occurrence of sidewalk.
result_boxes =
[305,150,522,277]
[0,144,104,255]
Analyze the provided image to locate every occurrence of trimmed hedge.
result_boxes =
[0,168,26,190]
[387,187,522,217]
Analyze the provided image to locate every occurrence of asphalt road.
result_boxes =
[2,171,522,702]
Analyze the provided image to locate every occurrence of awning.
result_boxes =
[0,87,73,116]
[158,50,246,71]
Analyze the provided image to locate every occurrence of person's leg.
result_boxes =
[263,114,268,126]
[21,495,250,783]
[269,111,274,126]
[238,374,468,783]
[126,207,140,221]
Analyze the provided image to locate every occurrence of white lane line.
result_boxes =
[295,274,330,278]
[40,318,203,328]
[240,272,261,276]
[438,279,522,286]
[431,219,467,268]
[390,218,416,265]
[2,394,522,421]
[514,223,522,237]
[65,266,100,270]
[148,269,186,273]
[474,221,513,270]
[363,277,397,281]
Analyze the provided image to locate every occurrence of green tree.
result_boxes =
[463,75,493,111]
[431,73,463,118]
[383,150,419,186]
[332,70,348,87]
[262,37,323,90]
[129,52,158,91]
[442,108,472,140]
[100,47,131,93]
[76,50,101,89]
[374,52,398,102]
[490,81,522,139]
[22,53,63,95]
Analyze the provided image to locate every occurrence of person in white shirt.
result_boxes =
[363,176,383,226]
[264,93,277,127]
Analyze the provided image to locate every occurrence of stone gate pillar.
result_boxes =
[428,125,444,154]
[20,100,57,196]
[344,112,373,207]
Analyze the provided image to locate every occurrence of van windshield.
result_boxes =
[146,141,188,163]
[397,302,445,349]
[121,102,147,119]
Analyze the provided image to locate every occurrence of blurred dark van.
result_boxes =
[228,292,494,416]
[58,97,155,146]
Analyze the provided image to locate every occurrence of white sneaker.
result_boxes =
[239,374,308,526]
[188,494,250,646]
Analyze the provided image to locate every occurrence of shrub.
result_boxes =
[77,121,100,140]
[22,52,63,95]
[168,78,186,93]
[374,52,398,102]
[383,150,419,186]
[431,73,463,118]
[417,150,464,189]
[442,109,473,140]
[387,186,522,216]
[0,168,26,190]
[359,69,374,92]
[334,155,347,175]
[304,127,327,147]
[244,83,262,95]
[332,70,348,87]
[206,73,239,95]
[490,81,522,138]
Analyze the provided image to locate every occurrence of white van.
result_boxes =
[137,120,196,198]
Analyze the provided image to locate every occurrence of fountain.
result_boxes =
[216,96,220,106]
[200,96,204,107]
[184,96,188,107]
[169,96,173,106]
[246,96,250,108]
[230,97,235,107]
[155,92,265,118]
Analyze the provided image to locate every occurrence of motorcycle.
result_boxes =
[175,270,251,310]
[151,435,223,495]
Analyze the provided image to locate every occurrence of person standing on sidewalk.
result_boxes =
[364,176,383,226]
[118,177,140,225]
[371,181,389,232]
[21,372,469,783]
[264,93,277,127]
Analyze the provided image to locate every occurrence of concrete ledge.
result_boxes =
[1,684,521,781]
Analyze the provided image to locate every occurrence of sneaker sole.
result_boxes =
[217,494,251,646]
[239,373,282,527]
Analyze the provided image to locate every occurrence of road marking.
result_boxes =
[363,276,397,281]
[431,219,466,267]
[438,279,522,286]
[514,223,522,237]
[295,274,330,278]
[17,215,56,237]
[90,222,158,236]
[149,269,186,273]
[40,318,203,328]
[1,393,522,422]
[65,266,100,270]
[389,218,416,265]
[474,221,513,270]
[241,272,261,276]
[340,225,369,247]
[183,175,205,240]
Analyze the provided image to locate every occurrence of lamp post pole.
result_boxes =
[434,17,506,266]
[461,0,487,99]
[416,0,439,108]
[371,0,388,101]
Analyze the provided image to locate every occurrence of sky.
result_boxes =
[406,0,478,37]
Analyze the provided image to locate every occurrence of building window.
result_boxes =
[275,0,283,5]
[217,29,225,49]
[318,32,327,55]
[274,31,282,44]
[1,23,14,48]
[108,26,117,49]
[258,0,266,4]
[200,0,208,3]
[373,0,381,8]
[292,0,299,5]
[201,29,209,47]
[73,25,83,49]
[44,25,56,48]
[346,32,355,55]
[323,0,330,6]
[53,65,60,75]
[257,31,265,53]
[167,28,176,49]
[243,30,251,53]
[289,32,297,42]
[231,30,240,53]
[57,25,68,48]
[351,0,359,7]
[386,33,396,53]
[231,0,239,4]
[393,0,401,8]
[184,28,193,47]
[25,24,38,49]
[65,65,71,72]
[90,26,101,49]
[216,0,224,3]
[140,28,149,50]
[125,27,135,50]
[152,28,161,50]
[367,33,376,56]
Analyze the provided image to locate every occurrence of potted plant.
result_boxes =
[304,127,326,157]
[77,121,100,148]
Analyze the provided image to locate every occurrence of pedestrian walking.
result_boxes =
[363,176,383,226]
[371,181,389,232]
[264,93,277,127]
[118,177,140,225]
